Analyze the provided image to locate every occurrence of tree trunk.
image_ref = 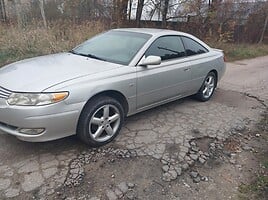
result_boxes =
[162,0,169,28]
[136,0,144,27]
[39,0,47,28]
[128,0,132,21]
[0,0,2,20]
[0,0,7,22]
[118,0,128,24]
[112,0,128,26]
[112,0,118,22]
[258,14,268,44]
[14,0,23,27]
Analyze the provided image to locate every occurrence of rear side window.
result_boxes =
[145,36,186,61]
[181,37,208,56]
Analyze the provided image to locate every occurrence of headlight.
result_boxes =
[7,92,69,106]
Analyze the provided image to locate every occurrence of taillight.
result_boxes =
[223,53,227,62]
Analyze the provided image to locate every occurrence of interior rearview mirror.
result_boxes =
[139,56,161,66]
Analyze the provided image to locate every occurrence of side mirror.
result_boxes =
[139,56,161,66]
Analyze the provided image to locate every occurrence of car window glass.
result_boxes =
[145,36,186,61]
[73,31,151,65]
[181,36,208,56]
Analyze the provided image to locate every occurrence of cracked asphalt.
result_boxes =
[0,55,267,199]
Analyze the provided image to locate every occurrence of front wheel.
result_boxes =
[77,96,124,147]
[195,72,217,102]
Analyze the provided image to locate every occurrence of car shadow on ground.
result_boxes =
[0,134,85,165]
[0,95,191,164]
[0,89,243,164]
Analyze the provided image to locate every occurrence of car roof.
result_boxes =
[113,28,185,36]
[111,28,211,52]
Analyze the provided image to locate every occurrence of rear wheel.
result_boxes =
[77,96,124,147]
[195,72,217,102]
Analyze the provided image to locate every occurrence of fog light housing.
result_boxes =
[18,128,45,135]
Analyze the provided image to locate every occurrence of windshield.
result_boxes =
[71,30,152,65]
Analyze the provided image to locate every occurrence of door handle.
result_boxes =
[184,68,190,71]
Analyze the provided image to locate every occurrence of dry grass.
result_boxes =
[0,20,107,67]
[1,21,268,67]
[209,42,268,62]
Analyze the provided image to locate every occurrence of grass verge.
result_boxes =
[239,175,268,200]
[209,42,268,62]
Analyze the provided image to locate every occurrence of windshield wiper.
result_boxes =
[69,50,106,61]
[86,54,107,61]
[158,46,180,54]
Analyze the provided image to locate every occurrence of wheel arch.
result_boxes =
[76,90,128,146]
[81,90,129,117]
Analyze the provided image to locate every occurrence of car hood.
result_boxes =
[0,53,122,92]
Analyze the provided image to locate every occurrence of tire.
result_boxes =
[77,96,124,147]
[195,72,217,102]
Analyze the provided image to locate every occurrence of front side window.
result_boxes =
[72,31,151,65]
[181,37,208,56]
[145,36,186,61]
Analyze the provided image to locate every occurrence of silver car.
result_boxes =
[0,28,225,146]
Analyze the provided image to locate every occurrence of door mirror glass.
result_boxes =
[140,56,161,66]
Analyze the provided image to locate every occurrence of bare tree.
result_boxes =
[259,3,268,44]
[147,0,189,24]
[111,0,128,26]
[0,0,7,22]
[112,0,118,22]
[118,0,128,23]
[128,0,133,21]
[259,15,268,44]
[13,0,24,27]
[136,0,145,27]
[162,0,169,27]
[39,0,47,28]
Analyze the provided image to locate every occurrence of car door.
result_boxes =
[136,36,192,110]
[180,36,211,93]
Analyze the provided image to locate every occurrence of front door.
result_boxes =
[136,36,191,110]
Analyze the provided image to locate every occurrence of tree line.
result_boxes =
[0,0,267,43]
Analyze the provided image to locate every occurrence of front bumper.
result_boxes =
[0,98,84,142]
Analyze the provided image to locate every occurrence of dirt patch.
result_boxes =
[55,155,166,200]
[193,137,214,153]
[224,137,241,153]
[237,110,268,200]
[166,110,268,200]
[213,89,261,110]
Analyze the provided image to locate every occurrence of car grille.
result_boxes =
[0,86,12,99]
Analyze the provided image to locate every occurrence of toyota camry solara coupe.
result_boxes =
[0,28,226,146]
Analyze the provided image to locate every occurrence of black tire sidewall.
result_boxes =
[77,96,124,147]
[196,72,217,102]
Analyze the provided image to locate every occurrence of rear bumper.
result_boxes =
[0,98,84,142]
[219,62,226,81]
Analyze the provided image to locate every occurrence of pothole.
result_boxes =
[55,147,162,199]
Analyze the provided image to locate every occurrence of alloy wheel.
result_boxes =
[202,75,215,99]
[88,104,121,142]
